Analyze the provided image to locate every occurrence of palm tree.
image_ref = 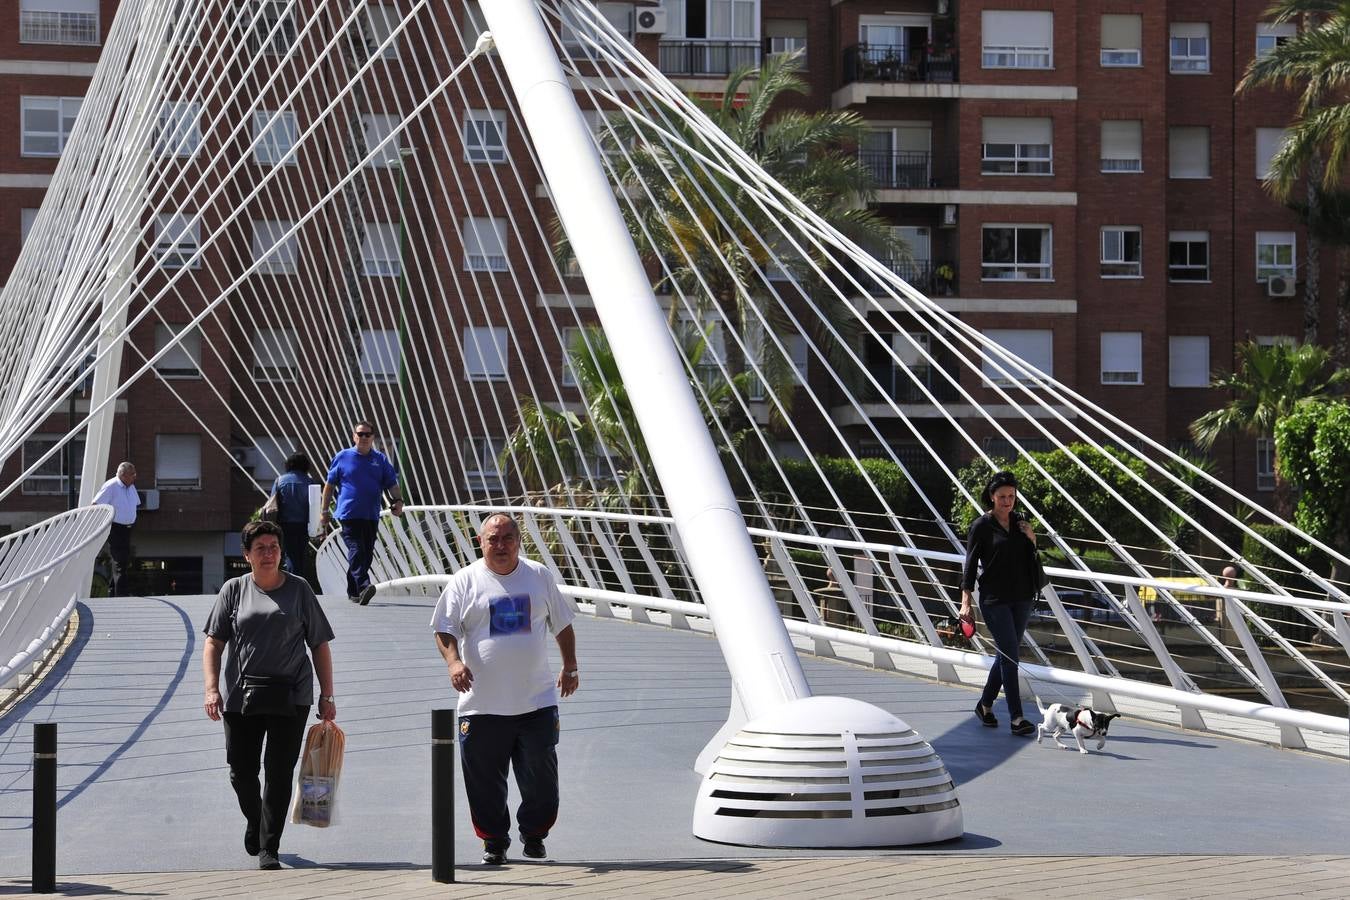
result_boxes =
[559,49,903,405]
[1190,340,1350,511]
[501,326,751,501]
[1237,1,1350,350]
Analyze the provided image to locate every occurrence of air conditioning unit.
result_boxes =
[1266,275,1295,297]
[140,489,160,512]
[229,447,259,470]
[635,7,668,34]
[941,204,957,227]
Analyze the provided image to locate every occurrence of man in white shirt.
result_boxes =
[431,513,579,866]
[92,462,140,596]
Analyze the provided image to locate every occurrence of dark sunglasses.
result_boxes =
[354,431,374,437]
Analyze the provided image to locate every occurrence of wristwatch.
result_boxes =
[320,695,336,703]
[565,670,579,678]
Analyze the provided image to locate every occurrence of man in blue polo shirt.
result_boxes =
[320,421,404,605]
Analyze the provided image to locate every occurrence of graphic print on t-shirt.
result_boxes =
[489,594,532,635]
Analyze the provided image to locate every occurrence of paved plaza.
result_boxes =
[0,592,1347,898]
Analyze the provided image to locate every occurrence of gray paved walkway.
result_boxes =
[1,592,1348,897]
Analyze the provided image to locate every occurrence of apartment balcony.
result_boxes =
[862,362,962,406]
[842,44,958,86]
[658,40,762,78]
[20,10,99,45]
[858,150,956,190]
[860,258,958,299]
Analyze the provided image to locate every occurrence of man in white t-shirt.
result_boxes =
[92,461,140,596]
[430,513,578,866]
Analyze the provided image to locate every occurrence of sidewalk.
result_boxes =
[6,855,1349,899]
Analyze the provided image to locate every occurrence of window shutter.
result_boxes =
[1168,336,1210,387]
[1101,121,1141,159]
[982,117,1052,145]
[1101,14,1140,49]
[1169,127,1209,178]
[1100,332,1142,384]
[983,11,1052,46]
[982,329,1053,382]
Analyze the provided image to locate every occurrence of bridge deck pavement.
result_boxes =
[0,592,1347,897]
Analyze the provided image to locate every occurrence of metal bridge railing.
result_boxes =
[317,504,1350,752]
[0,505,112,696]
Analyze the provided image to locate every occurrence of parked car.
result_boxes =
[1036,588,1126,624]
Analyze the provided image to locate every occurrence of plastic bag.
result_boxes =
[290,720,346,827]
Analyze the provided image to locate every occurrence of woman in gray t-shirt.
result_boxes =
[203,521,336,871]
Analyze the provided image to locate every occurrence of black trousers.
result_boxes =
[107,523,132,597]
[978,600,1035,720]
[459,706,560,851]
[222,708,308,855]
[339,518,378,598]
[279,522,311,583]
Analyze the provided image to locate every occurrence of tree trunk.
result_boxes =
[1334,245,1350,370]
[1304,167,1322,345]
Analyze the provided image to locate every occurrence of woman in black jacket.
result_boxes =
[959,471,1040,736]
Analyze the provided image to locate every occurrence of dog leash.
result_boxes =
[961,611,1087,712]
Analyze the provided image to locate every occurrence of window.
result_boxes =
[981,329,1053,385]
[362,113,401,168]
[246,0,295,55]
[1256,231,1295,281]
[981,225,1052,280]
[561,2,634,54]
[464,436,505,488]
[1101,14,1141,66]
[1170,23,1209,73]
[21,96,82,157]
[154,324,201,378]
[464,217,508,271]
[21,208,39,246]
[561,326,582,387]
[1256,22,1295,58]
[1100,332,1142,385]
[1256,128,1290,180]
[765,19,807,59]
[1169,126,1210,178]
[252,435,297,482]
[1256,438,1276,491]
[362,222,401,276]
[20,0,99,45]
[156,434,201,490]
[464,326,508,380]
[981,118,1052,175]
[154,101,201,158]
[153,213,201,269]
[462,0,490,52]
[21,435,84,495]
[252,219,298,274]
[359,329,401,383]
[1100,120,1142,172]
[981,10,1052,69]
[363,4,400,59]
[709,0,756,40]
[1101,227,1142,277]
[1168,232,1210,281]
[464,110,507,163]
[1168,336,1210,387]
[1256,334,1296,347]
[252,109,297,166]
[252,328,297,381]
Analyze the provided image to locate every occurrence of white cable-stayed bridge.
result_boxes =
[0,0,1347,850]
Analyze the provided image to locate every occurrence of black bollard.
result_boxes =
[32,722,56,894]
[431,708,456,883]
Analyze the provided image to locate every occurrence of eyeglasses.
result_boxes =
[354,431,374,438]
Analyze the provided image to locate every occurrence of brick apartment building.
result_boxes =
[0,0,1333,592]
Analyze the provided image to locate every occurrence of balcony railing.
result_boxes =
[843,43,958,85]
[658,40,762,77]
[864,361,962,405]
[861,257,957,298]
[859,150,956,189]
[20,10,99,45]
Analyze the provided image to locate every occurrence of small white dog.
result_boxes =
[1035,701,1119,754]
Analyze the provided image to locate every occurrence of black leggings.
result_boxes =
[978,600,1034,721]
[222,708,308,855]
